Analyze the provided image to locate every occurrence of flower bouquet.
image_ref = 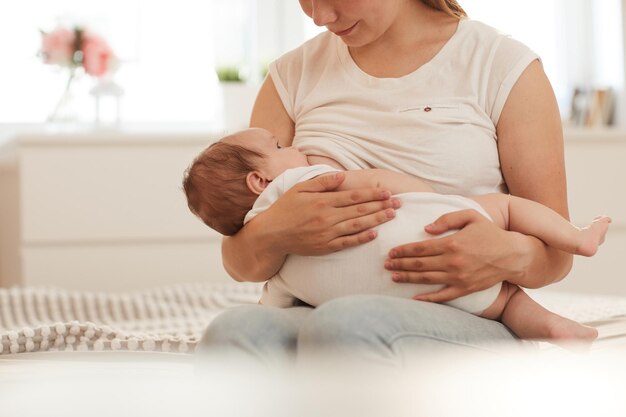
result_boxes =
[40,26,118,121]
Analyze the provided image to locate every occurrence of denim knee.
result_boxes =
[199,305,296,351]
[297,296,399,351]
[196,304,311,367]
[298,295,519,363]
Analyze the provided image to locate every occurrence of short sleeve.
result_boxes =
[486,36,540,126]
[269,48,303,122]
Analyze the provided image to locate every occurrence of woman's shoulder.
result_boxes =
[457,19,540,126]
[460,18,534,56]
[273,31,336,67]
[460,19,511,41]
[269,31,339,105]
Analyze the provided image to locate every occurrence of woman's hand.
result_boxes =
[223,171,401,283]
[264,171,401,256]
[384,209,531,303]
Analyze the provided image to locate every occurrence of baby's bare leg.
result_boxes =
[472,194,611,257]
[480,282,598,348]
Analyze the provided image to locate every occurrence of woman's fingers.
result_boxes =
[332,204,399,237]
[333,188,394,208]
[333,197,401,223]
[295,173,394,207]
[281,174,405,254]
[423,209,484,235]
[412,286,468,303]
[326,229,380,252]
[385,261,471,302]
[390,269,448,285]
[388,236,449,259]
[294,171,346,193]
[385,256,447,277]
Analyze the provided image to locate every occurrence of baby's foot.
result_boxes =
[576,216,612,257]
[548,316,598,351]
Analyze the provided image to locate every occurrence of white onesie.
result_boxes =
[244,165,502,315]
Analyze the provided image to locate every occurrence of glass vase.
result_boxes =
[48,67,89,123]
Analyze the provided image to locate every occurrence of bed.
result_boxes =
[1,283,626,417]
[2,283,626,355]
[0,282,262,355]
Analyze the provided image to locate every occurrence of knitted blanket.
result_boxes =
[0,282,261,355]
[2,284,626,355]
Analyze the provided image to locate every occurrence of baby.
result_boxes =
[183,128,610,346]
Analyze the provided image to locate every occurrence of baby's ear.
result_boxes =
[246,171,271,195]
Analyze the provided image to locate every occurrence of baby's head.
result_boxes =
[182,128,308,235]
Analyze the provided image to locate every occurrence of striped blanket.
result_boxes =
[0,282,261,355]
[2,283,626,355]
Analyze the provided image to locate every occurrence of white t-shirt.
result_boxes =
[245,165,502,315]
[269,18,539,196]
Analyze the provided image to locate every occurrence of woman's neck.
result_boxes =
[349,3,460,78]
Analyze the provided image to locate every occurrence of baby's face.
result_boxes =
[226,128,309,179]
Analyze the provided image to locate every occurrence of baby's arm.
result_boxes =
[322,169,435,195]
[471,194,610,257]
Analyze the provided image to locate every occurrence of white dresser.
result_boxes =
[0,127,230,291]
[551,129,626,295]
[0,127,625,294]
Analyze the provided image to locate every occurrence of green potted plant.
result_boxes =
[216,66,245,83]
[216,65,260,130]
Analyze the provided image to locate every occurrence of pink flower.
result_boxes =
[41,27,76,65]
[40,26,117,78]
[81,31,115,77]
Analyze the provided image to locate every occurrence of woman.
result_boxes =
[198,0,571,367]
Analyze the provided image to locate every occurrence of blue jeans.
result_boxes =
[197,295,520,368]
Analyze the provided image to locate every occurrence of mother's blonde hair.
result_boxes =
[420,0,467,18]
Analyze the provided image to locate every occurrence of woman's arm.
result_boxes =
[494,59,572,287]
[249,74,295,147]
[222,76,397,282]
[223,171,397,281]
[385,60,573,301]
[327,168,434,194]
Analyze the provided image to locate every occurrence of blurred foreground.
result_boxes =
[1,347,625,417]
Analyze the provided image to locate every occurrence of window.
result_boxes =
[463,0,624,119]
[0,0,309,125]
[0,1,622,125]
